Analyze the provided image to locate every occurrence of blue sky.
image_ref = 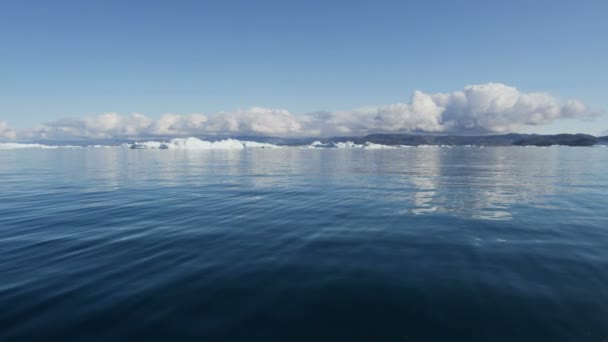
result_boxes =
[1,0,607,138]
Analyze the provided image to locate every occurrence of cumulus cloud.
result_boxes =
[147,113,207,136]
[374,91,445,132]
[202,107,303,135]
[8,83,600,140]
[30,112,153,139]
[431,83,597,132]
[0,121,17,140]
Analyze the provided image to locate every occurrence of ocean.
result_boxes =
[1,145,607,341]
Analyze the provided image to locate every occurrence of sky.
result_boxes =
[1,0,607,141]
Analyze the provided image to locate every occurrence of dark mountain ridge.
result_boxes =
[290,133,598,147]
[16,133,601,147]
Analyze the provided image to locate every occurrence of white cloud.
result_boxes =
[202,107,303,135]
[373,91,445,132]
[11,83,600,140]
[24,112,153,140]
[148,113,208,136]
[431,83,596,133]
[0,121,17,140]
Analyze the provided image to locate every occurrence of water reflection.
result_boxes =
[3,147,606,221]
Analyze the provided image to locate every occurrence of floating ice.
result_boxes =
[301,141,397,149]
[87,145,115,148]
[0,143,82,150]
[128,138,395,150]
[362,142,396,149]
[302,141,329,149]
[330,141,395,149]
[242,141,283,149]
[0,137,496,150]
[127,137,281,150]
[332,141,360,149]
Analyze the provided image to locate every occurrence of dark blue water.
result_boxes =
[1,147,607,341]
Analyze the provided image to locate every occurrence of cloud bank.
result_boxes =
[2,83,600,141]
[0,122,17,140]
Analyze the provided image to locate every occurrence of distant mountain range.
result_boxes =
[22,133,607,147]
[271,133,602,147]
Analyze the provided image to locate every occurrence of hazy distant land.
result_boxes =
[296,133,602,147]
[14,133,607,148]
[237,133,604,147]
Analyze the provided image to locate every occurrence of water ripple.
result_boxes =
[1,147,607,341]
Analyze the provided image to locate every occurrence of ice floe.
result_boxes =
[128,137,281,150]
[0,143,82,150]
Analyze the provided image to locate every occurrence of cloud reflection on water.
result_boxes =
[7,146,603,222]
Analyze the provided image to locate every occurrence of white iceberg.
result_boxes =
[242,141,283,149]
[0,143,82,150]
[127,137,282,150]
[362,142,396,149]
[329,141,395,149]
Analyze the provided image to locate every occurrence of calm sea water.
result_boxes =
[1,147,607,341]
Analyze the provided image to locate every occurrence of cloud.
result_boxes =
[201,107,303,136]
[373,91,445,132]
[28,112,153,140]
[9,83,600,140]
[431,83,598,132]
[0,121,17,140]
[145,113,207,136]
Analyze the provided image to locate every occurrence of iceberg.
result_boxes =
[242,141,283,149]
[0,143,81,150]
[362,142,396,149]
[87,145,115,148]
[304,140,393,149]
[127,137,281,150]
[330,141,395,149]
[331,141,361,148]
[302,141,329,149]
[1,137,402,151]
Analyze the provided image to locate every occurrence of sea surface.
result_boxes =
[1,146,607,341]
